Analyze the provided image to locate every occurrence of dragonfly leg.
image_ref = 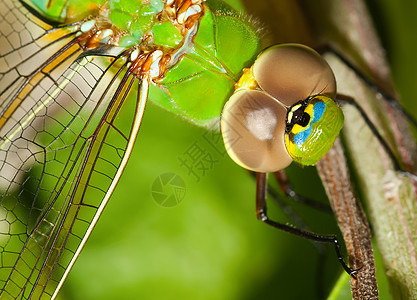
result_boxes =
[249,171,330,237]
[255,172,360,278]
[336,94,417,182]
[250,171,329,298]
[249,171,331,214]
[260,171,329,299]
[272,171,332,213]
[319,45,417,130]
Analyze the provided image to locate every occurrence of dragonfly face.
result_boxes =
[221,44,344,172]
[0,0,344,298]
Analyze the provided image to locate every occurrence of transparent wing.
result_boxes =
[0,0,148,298]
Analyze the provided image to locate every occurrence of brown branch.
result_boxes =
[316,138,378,299]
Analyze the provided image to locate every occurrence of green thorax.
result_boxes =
[150,1,261,125]
[29,0,261,126]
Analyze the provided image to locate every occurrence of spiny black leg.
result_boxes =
[319,45,417,129]
[249,171,331,216]
[249,171,311,230]
[273,171,332,213]
[337,94,417,182]
[249,171,328,298]
[255,172,360,278]
[271,171,329,299]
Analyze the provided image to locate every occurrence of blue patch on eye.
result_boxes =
[312,102,325,123]
[294,127,312,145]
[293,102,326,146]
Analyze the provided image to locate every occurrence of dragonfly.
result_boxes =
[0,0,416,298]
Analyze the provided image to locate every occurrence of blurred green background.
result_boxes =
[58,0,417,299]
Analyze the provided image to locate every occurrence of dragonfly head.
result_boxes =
[221,44,344,172]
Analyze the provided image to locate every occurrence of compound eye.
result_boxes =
[221,90,292,172]
[252,44,336,106]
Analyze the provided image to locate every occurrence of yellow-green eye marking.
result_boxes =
[221,43,344,172]
[285,95,344,166]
